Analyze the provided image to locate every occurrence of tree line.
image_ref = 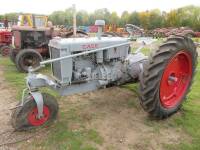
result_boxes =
[1,5,200,31]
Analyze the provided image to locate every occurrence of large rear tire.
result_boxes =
[139,36,197,119]
[15,49,42,73]
[11,93,58,131]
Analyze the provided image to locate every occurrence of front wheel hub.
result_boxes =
[28,106,50,126]
[160,51,192,108]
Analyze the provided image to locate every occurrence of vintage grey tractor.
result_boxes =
[11,20,197,130]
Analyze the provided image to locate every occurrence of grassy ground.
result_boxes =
[0,46,200,149]
[123,65,200,150]
[0,58,103,150]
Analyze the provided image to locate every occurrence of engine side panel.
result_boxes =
[49,37,131,86]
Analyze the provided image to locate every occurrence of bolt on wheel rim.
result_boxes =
[159,51,192,108]
[28,105,50,126]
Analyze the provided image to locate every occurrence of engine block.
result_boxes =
[49,37,131,84]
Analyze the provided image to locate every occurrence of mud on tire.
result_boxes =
[139,36,197,119]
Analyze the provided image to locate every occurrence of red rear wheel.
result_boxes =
[160,51,192,108]
[139,36,197,119]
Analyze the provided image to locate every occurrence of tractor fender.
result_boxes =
[30,91,44,119]
[26,73,57,118]
[26,73,56,88]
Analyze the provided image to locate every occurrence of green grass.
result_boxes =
[131,38,164,56]
[28,106,103,150]
[131,47,151,56]
[128,37,200,149]
[192,38,200,43]
[171,63,200,150]
[123,61,200,149]
[0,57,59,99]
[0,57,103,149]
[0,58,26,99]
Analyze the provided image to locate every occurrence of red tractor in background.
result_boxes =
[10,14,54,72]
[0,25,12,56]
[10,14,88,72]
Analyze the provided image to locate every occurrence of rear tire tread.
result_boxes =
[139,36,197,119]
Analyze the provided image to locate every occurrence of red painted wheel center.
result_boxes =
[160,51,192,108]
[28,105,50,126]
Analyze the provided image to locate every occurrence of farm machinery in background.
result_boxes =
[103,24,144,38]
[10,14,88,72]
[0,30,12,56]
[105,25,200,39]
[149,27,195,38]
[0,21,12,56]
[11,20,197,131]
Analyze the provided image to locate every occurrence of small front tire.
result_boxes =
[11,93,59,131]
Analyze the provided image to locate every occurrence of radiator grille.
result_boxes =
[50,47,62,81]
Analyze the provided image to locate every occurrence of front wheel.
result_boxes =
[15,49,42,72]
[139,36,197,119]
[12,93,59,131]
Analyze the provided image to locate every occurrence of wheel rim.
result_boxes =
[21,54,40,70]
[159,51,192,108]
[23,55,38,66]
[28,105,50,126]
[2,47,10,56]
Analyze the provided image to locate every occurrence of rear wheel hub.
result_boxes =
[160,51,192,108]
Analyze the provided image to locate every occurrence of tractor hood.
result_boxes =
[48,37,129,52]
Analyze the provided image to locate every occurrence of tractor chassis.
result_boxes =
[19,42,147,118]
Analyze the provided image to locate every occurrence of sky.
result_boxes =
[0,0,200,15]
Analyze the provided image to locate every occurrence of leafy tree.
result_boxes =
[49,11,66,25]
[4,13,18,22]
[120,11,129,26]
[92,8,111,24]
[0,15,4,22]
[148,9,163,29]
[1,5,200,31]
[77,10,89,26]
[128,12,140,26]
[139,11,150,29]
[110,11,120,26]
[165,10,180,27]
